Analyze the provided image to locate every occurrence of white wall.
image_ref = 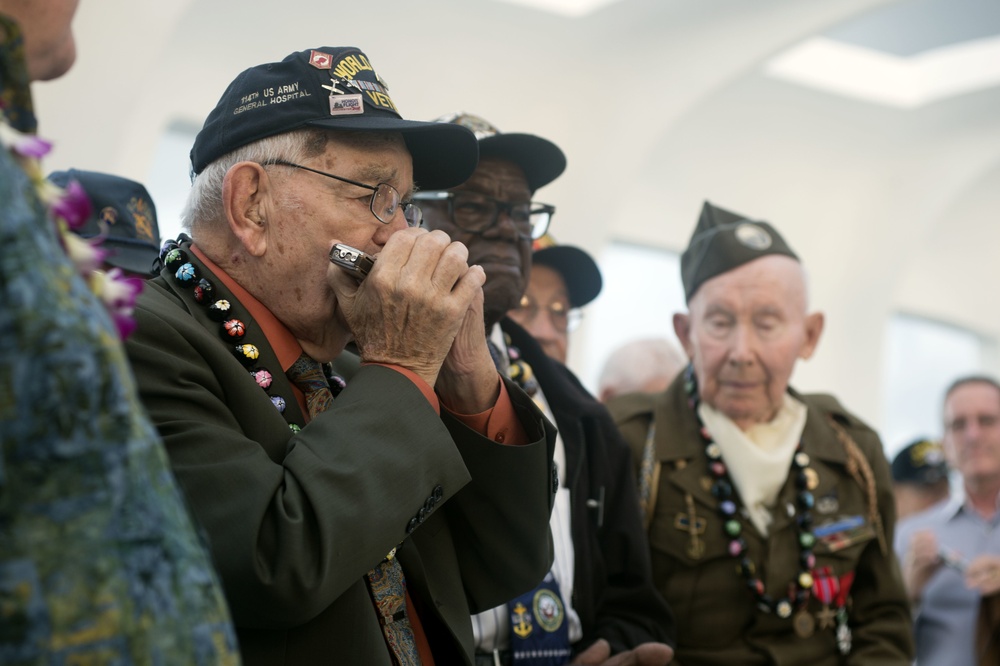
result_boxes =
[30,0,1000,448]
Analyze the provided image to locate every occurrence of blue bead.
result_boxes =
[175,262,198,284]
[271,396,286,413]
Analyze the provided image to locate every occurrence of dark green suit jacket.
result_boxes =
[125,245,556,665]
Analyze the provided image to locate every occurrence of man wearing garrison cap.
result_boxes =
[607,201,914,664]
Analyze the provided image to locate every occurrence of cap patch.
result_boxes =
[309,50,333,69]
[100,206,118,226]
[329,94,364,116]
[735,223,772,250]
[327,53,397,113]
[129,197,156,242]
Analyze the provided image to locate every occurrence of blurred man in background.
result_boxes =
[597,338,687,404]
[895,375,1000,666]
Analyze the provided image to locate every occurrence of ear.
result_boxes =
[673,312,693,358]
[798,311,825,360]
[222,161,270,257]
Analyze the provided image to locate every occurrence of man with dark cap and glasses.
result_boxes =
[419,112,675,666]
[506,233,603,367]
[607,202,914,664]
[123,49,557,665]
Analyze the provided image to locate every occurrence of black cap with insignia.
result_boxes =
[891,438,949,486]
[47,169,161,277]
[433,112,566,193]
[190,47,478,191]
[681,201,799,303]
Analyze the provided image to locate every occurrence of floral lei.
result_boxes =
[0,114,143,338]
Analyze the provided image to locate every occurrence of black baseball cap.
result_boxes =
[532,234,602,308]
[434,112,566,192]
[891,438,949,486]
[190,47,478,191]
[47,169,161,276]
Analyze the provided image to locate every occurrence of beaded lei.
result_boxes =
[683,366,817,622]
[158,236,346,433]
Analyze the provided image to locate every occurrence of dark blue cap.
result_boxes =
[47,169,160,276]
[190,46,478,191]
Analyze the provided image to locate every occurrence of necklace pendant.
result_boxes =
[793,607,816,638]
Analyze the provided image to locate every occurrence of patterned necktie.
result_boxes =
[286,353,421,665]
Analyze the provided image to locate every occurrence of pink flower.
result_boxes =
[0,122,52,158]
[94,268,144,339]
[50,179,92,230]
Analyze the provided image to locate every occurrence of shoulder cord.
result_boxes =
[827,416,888,555]
[639,419,661,532]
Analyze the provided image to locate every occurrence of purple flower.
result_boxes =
[0,122,53,158]
[50,179,92,230]
[12,133,53,159]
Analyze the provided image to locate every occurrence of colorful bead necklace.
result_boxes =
[684,367,817,623]
[157,236,344,433]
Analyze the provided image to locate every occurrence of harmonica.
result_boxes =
[329,243,375,280]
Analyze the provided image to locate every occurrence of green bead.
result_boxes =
[725,519,742,537]
[799,532,816,548]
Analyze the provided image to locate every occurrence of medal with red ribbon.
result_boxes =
[834,571,854,656]
[811,566,839,630]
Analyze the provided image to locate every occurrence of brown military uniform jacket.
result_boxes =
[607,378,914,665]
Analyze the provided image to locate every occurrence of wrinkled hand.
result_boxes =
[902,529,941,602]
[966,555,1000,596]
[332,228,485,388]
[571,639,674,666]
[434,280,502,413]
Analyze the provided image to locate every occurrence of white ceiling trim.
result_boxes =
[490,0,623,17]
[764,34,1000,108]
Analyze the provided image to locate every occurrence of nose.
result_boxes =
[371,210,411,245]
[727,324,755,367]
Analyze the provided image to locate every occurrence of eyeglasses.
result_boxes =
[263,159,421,227]
[512,293,583,333]
[412,191,554,240]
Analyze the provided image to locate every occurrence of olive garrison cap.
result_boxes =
[681,201,799,302]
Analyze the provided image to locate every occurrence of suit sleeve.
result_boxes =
[440,377,557,611]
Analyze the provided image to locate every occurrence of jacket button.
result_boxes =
[417,507,428,522]
[432,485,444,501]
[551,467,559,494]
[424,498,435,511]
[406,517,419,534]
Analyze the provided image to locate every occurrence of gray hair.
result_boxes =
[598,337,688,401]
[181,128,331,232]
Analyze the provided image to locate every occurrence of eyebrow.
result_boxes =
[354,163,415,198]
